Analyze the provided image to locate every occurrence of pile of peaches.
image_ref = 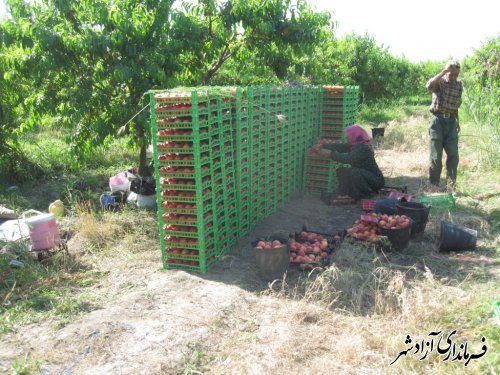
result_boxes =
[289,231,341,264]
[346,213,411,242]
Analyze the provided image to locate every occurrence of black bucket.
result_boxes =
[439,222,477,252]
[379,218,412,250]
[396,202,431,237]
[372,128,385,138]
[253,239,289,281]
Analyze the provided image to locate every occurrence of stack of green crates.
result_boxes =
[231,87,251,235]
[150,89,237,272]
[248,86,268,226]
[215,92,238,255]
[320,85,359,140]
[303,155,338,193]
[150,85,358,273]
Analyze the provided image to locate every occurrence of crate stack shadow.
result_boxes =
[150,85,359,272]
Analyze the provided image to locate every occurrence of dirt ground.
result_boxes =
[0,133,472,374]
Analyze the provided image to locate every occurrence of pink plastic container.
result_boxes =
[23,210,61,251]
[109,172,130,192]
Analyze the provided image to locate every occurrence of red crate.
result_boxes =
[361,199,375,211]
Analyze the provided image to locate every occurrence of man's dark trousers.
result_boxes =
[429,115,459,186]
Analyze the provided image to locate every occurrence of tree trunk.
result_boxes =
[136,124,150,177]
[138,143,149,177]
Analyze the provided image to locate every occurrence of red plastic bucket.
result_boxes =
[23,210,61,251]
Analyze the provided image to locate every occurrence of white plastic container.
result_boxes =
[137,194,156,209]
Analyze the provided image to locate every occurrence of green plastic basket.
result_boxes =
[494,301,500,319]
[418,193,456,212]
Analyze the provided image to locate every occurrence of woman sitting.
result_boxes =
[316,124,385,202]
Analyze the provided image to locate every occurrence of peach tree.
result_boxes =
[0,0,330,177]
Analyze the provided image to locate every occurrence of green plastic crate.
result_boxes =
[418,193,456,212]
[494,301,500,319]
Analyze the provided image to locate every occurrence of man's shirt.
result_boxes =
[426,78,463,115]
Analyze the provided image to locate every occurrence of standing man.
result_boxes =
[426,60,463,190]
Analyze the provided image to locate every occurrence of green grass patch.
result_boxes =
[19,127,137,177]
[9,354,43,375]
[1,285,97,333]
[357,100,428,127]
[1,292,97,334]
[0,241,101,333]
[1,125,138,214]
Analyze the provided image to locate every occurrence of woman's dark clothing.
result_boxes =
[323,143,385,200]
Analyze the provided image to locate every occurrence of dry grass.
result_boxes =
[278,244,415,316]
[199,257,495,374]
[75,212,121,249]
[256,247,497,374]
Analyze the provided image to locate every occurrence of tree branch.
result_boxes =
[201,35,238,85]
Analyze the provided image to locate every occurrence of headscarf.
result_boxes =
[345,124,373,152]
